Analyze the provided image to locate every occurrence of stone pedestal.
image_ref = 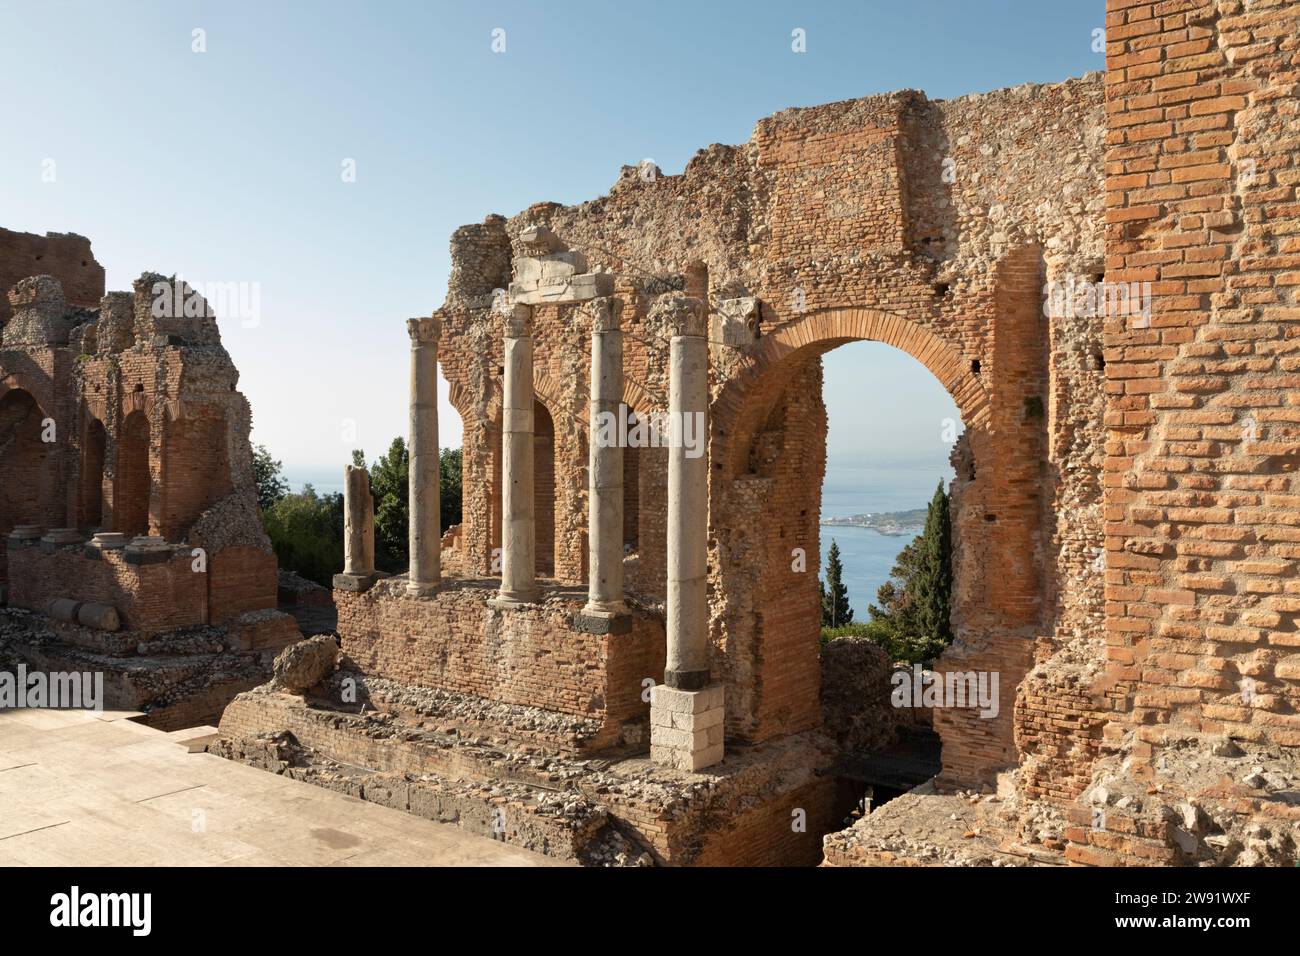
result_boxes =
[124,535,173,566]
[650,684,725,772]
[495,304,539,606]
[650,296,723,771]
[582,296,627,620]
[40,528,85,551]
[84,532,128,559]
[407,317,442,597]
[335,463,380,593]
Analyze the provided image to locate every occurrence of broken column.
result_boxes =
[650,296,724,772]
[582,296,627,619]
[406,317,442,597]
[334,464,378,592]
[495,304,539,605]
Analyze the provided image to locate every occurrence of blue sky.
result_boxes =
[1,0,1102,489]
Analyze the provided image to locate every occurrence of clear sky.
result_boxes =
[1,0,1102,481]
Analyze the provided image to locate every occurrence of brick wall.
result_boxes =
[8,543,206,633]
[1103,0,1300,748]
[336,578,665,739]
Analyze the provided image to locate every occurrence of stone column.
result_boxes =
[496,304,539,605]
[650,296,724,772]
[582,297,627,618]
[407,317,442,597]
[334,464,378,591]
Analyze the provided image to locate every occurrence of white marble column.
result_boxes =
[583,297,627,617]
[497,304,539,604]
[407,316,442,597]
[650,296,724,772]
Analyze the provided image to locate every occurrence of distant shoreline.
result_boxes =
[821,507,925,537]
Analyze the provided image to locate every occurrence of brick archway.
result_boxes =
[706,305,1043,752]
[712,307,988,479]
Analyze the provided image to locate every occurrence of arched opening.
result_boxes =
[118,410,151,537]
[623,426,640,554]
[0,388,55,583]
[711,304,1048,790]
[81,417,107,530]
[534,399,555,577]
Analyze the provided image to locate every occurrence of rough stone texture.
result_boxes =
[213,1,1300,865]
[819,637,906,756]
[271,634,341,692]
[0,234,295,729]
[430,76,1107,774]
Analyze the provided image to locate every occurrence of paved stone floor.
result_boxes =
[0,708,563,866]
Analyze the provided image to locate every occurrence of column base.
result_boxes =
[572,609,632,635]
[334,572,381,593]
[405,579,442,598]
[650,683,725,772]
[664,667,711,691]
[489,590,539,609]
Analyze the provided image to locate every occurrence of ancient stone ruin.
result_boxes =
[213,0,1300,867]
[6,0,1299,867]
[0,226,299,729]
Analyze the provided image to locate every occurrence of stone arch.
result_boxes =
[0,388,56,583]
[706,308,998,745]
[118,409,152,537]
[80,415,108,530]
[533,398,556,577]
[712,307,989,478]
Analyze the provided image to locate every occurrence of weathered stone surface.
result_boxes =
[271,634,340,693]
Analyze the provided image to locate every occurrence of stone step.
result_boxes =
[208,726,623,863]
[220,688,614,797]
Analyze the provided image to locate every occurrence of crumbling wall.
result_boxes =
[0,252,277,629]
[430,74,1108,772]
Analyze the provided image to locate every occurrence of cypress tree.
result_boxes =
[909,479,953,650]
[821,539,854,627]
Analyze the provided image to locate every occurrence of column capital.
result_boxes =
[407,316,442,345]
[660,295,706,338]
[588,296,623,333]
[505,303,533,338]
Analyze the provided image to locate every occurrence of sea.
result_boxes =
[283,460,947,621]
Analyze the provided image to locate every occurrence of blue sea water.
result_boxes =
[820,463,945,621]
[284,461,944,619]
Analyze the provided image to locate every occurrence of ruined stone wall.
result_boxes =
[0,248,277,631]
[7,542,206,633]
[432,75,1109,766]
[336,577,665,745]
[1101,0,1300,750]
[0,229,104,326]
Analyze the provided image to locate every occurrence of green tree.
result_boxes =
[911,479,954,650]
[821,539,854,627]
[865,481,954,664]
[367,437,409,573]
[262,484,344,587]
[252,443,289,512]
[440,447,462,533]
[355,439,464,573]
